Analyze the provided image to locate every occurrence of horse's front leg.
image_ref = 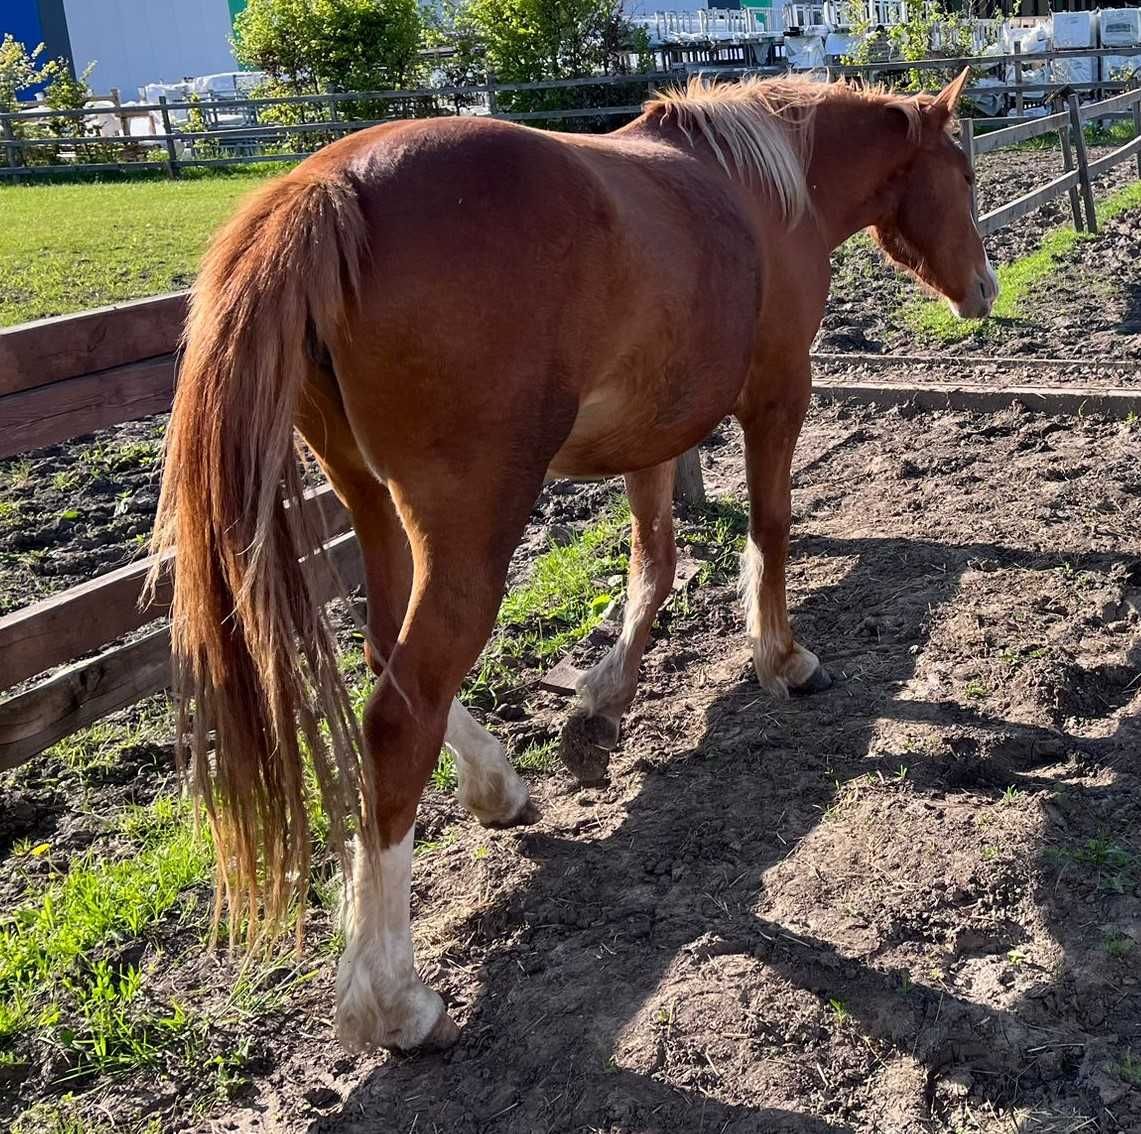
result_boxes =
[559,460,677,785]
[736,358,831,698]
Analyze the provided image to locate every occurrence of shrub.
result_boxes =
[233,0,424,94]
[445,0,651,129]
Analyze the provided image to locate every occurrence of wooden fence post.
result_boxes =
[674,447,706,507]
[1052,94,1084,232]
[1066,92,1097,233]
[0,116,20,183]
[960,116,977,221]
[110,87,130,139]
[158,97,180,179]
[486,70,498,117]
[1013,41,1023,119]
[1133,90,1141,180]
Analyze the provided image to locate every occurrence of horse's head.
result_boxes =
[872,70,998,319]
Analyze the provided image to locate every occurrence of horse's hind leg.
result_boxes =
[336,467,544,1052]
[559,460,677,785]
[736,361,830,697]
[297,376,533,829]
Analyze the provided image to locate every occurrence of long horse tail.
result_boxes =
[148,170,369,947]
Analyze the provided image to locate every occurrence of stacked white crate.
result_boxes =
[1099,8,1141,84]
[1050,10,1097,85]
[1003,20,1051,98]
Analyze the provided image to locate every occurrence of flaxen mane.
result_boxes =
[646,76,925,223]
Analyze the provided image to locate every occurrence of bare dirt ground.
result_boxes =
[184,402,1139,1134]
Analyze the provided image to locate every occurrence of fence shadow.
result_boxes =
[309,532,1139,1134]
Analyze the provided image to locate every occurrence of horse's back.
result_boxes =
[307,115,763,476]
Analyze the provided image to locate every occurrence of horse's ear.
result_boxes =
[927,68,970,125]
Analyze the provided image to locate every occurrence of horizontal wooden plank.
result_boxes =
[0,355,176,458]
[978,169,1078,236]
[0,484,351,692]
[812,378,1141,420]
[0,293,186,397]
[1079,87,1141,121]
[811,350,1140,373]
[0,530,364,773]
[972,110,1068,154]
[1086,132,1141,180]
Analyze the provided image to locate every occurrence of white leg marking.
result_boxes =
[446,700,530,826]
[335,829,445,1051]
[739,535,818,695]
[577,560,655,718]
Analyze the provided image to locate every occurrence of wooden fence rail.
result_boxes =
[964,85,1141,237]
[3,48,1137,180]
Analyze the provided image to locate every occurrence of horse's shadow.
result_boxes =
[311,533,1139,1133]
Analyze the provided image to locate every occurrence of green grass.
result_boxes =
[1104,930,1135,959]
[468,500,631,700]
[0,170,280,326]
[904,179,1141,342]
[1116,1051,1141,1087]
[0,816,210,1004]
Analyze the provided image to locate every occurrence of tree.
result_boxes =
[0,34,63,111]
[443,0,650,126]
[233,0,424,93]
[453,0,643,83]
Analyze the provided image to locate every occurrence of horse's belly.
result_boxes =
[548,359,743,478]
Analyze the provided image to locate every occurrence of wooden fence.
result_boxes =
[2,46,1138,179]
[963,85,1141,235]
[0,295,365,772]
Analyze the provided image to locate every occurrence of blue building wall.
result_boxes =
[4,0,74,96]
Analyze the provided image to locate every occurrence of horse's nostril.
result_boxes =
[979,280,987,301]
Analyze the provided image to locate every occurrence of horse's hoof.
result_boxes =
[480,797,541,829]
[559,709,617,786]
[790,664,833,696]
[419,1008,461,1051]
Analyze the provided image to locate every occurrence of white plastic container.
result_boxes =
[1051,55,1097,84]
[1100,53,1141,81]
[1099,9,1141,47]
[1050,10,1096,48]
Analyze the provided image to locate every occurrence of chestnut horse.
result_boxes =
[151,70,995,1053]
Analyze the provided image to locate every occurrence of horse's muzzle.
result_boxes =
[952,258,1000,319]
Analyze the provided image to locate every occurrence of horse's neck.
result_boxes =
[806,98,915,250]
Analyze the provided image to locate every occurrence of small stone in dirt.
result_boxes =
[545,523,574,546]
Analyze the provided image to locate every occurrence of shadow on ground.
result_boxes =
[310,532,1140,1133]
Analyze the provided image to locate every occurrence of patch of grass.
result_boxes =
[903,179,1141,342]
[0,810,210,1025]
[828,997,851,1025]
[964,679,988,700]
[1116,1051,1141,1087]
[41,697,172,776]
[0,500,20,527]
[1045,836,1135,893]
[0,171,281,326]
[678,496,749,583]
[1103,930,1135,959]
[431,749,458,791]
[515,738,559,774]
[469,500,631,699]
